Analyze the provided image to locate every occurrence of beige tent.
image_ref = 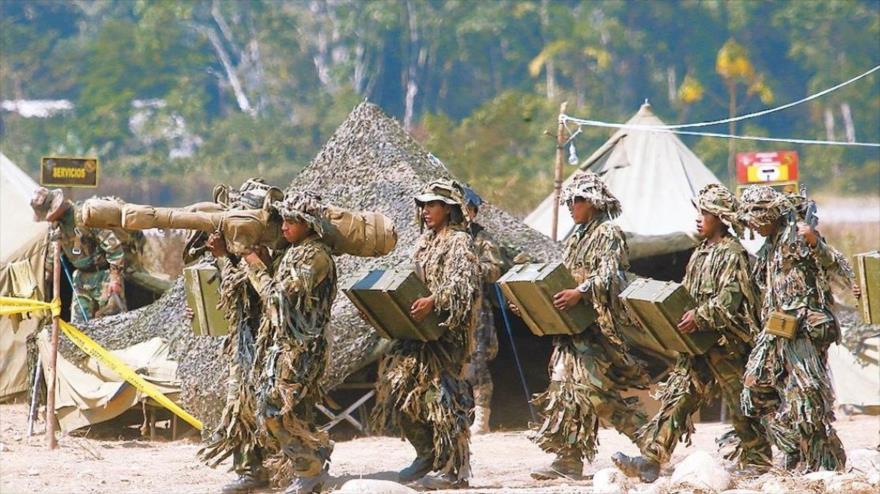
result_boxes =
[525,103,721,258]
[0,152,49,400]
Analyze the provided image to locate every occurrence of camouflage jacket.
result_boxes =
[468,222,505,286]
[414,226,481,336]
[562,213,630,344]
[54,203,125,272]
[683,235,761,343]
[247,235,337,341]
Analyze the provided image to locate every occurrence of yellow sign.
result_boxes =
[736,180,799,197]
[40,156,99,188]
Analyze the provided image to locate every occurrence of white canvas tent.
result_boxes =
[0,152,49,399]
[525,103,721,258]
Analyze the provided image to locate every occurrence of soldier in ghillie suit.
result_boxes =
[738,185,847,472]
[244,191,337,494]
[372,179,480,490]
[524,171,650,480]
[612,184,772,482]
[30,188,138,324]
[462,186,505,435]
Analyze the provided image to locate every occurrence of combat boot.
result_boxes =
[611,452,660,483]
[283,470,328,494]
[221,470,269,494]
[470,405,491,435]
[418,472,469,490]
[530,451,583,480]
[399,454,434,483]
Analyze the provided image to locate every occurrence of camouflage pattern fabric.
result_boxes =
[372,226,481,482]
[740,187,847,471]
[246,235,337,483]
[560,171,622,219]
[464,223,504,408]
[636,235,771,467]
[531,212,650,463]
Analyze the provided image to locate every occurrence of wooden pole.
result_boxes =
[551,101,568,241]
[46,239,61,449]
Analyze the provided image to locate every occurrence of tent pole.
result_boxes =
[46,238,61,449]
[552,101,568,241]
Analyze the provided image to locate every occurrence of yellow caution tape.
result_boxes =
[0,296,203,430]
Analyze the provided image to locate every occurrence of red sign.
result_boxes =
[736,151,799,184]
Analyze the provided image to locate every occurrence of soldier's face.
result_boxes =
[567,198,595,224]
[755,221,776,237]
[696,210,722,238]
[422,201,451,230]
[281,219,312,244]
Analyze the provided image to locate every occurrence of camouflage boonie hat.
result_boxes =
[692,183,743,236]
[275,190,325,236]
[30,187,66,222]
[561,171,622,218]
[738,185,793,229]
[415,179,468,224]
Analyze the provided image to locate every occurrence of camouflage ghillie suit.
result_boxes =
[739,185,847,472]
[632,185,771,469]
[531,171,650,470]
[247,193,337,487]
[373,180,481,485]
[464,222,504,414]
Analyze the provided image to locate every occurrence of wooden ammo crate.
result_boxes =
[183,264,229,337]
[619,278,716,356]
[342,269,447,342]
[497,262,597,336]
[854,251,880,324]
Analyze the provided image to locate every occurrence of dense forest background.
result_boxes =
[1,0,878,214]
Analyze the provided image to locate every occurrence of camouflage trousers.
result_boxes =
[742,318,846,472]
[70,268,125,325]
[464,297,499,407]
[531,329,649,462]
[637,341,771,467]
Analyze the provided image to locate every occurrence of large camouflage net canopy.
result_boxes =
[57,102,561,429]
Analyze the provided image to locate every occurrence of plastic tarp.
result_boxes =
[524,104,721,258]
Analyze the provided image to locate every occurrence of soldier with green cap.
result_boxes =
[612,183,772,482]
[30,187,136,324]
[241,190,337,494]
[523,170,651,480]
[372,179,481,490]
[738,184,847,472]
[461,186,506,435]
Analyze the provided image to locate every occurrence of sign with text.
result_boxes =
[736,151,799,184]
[40,156,99,187]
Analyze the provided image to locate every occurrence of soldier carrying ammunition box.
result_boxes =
[738,185,847,472]
[612,184,772,482]
[515,171,651,480]
[372,179,481,490]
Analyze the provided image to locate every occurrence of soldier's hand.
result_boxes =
[553,289,582,311]
[852,283,862,299]
[410,296,435,322]
[677,309,698,333]
[508,302,521,317]
[797,222,818,248]
[183,307,194,321]
[206,232,228,258]
[243,250,266,268]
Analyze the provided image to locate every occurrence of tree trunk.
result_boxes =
[403,0,421,130]
[824,106,836,140]
[201,25,254,116]
[667,66,677,104]
[726,82,736,187]
[540,0,556,99]
[840,102,856,143]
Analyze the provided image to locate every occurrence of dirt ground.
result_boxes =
[1,403,878,494]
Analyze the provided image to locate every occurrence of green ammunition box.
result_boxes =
[497,262,597,336]
[854,251,880,325]
[342,269,447,341]
[183,264,229,337]
[619,278,716,356]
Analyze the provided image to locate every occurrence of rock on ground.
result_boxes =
[669,450,732,492]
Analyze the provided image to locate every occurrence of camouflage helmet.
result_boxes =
[738,185,793,229]
[561,171,622,218]
[274,190,325,237]
[30,187,66,222]
[692,183,743,236]
[415,179,468,225]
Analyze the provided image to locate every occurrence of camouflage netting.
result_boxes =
[56,102,561,430]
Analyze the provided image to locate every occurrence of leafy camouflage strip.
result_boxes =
[738,185,793,229]
[561,171,622,219]
[465,223,503,407]
[373,227,480,481]
[246,236,336,483]
[199,257,263,473]
[741,223,846,471]
[693,183,744,237]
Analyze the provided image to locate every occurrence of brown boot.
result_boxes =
[530,451,583,480]
[221,471,269,494]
